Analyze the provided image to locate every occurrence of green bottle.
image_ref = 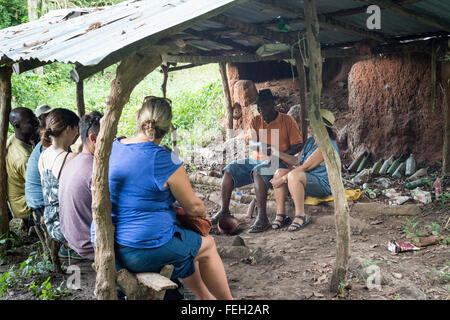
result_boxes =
[357,154,370,173]
[406,178,433,190]
[379,155,393,175]
[370,159,383,175]
[387,157,402,175]
[405,154,416,177]
[392,162,405,178]
[348,151,368,172]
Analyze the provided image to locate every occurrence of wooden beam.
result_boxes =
[76,81,85,118]
[185,28,256,54]
[12,59,49,75]
[218,62,233,134]
[166,63,203,72]
[163,52,291,64]
[303,0,351,294]
[92,49,162,300]
[0,66,12,237]
[359,0,450,32]
[325,0,423,17]
[256,0,386,42]
[442,59,450,174]
[210,14,296,44]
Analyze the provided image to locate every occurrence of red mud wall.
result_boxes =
[347,53,445,166]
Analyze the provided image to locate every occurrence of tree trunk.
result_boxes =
[76,81,85,118]
[218,62,233,137]
[442,61,450,174]
[294,56,308,143]
[0,67,12,237]
[303,0,351,293]
[27,0,39,21]
[91,49,162,300]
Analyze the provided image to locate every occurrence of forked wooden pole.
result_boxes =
[303,0,351,293]
[92,50,162,299]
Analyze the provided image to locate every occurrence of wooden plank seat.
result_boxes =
[116,265,178,300]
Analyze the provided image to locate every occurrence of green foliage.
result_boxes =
[0,230,20,246]
[425,222,442,237]
[19,252,53,277]
[0,267,19,297]
[403,217,424,243]
[11,61,224,154]
[363,260,381,267]
[0,0,28,30]
[29,276,70,300]
[440,192,450,206]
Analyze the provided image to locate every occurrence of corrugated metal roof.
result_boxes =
[0,0,449,69]
[0,0,241,66]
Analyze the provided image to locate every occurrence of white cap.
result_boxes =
[34,105,52,117]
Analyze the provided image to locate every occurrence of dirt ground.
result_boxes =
[1,182,448,301]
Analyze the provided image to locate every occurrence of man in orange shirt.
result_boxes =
[211,89,303,233]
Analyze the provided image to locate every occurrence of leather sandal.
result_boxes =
[288,215,311,232]
[271,214,292,230]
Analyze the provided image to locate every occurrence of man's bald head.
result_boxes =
[9,107,35,126]
[9,107,39,144]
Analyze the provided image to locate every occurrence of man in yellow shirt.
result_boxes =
[6,107,39,228]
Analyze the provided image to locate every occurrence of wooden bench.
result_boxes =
[116,265,178,300]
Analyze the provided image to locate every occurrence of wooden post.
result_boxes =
[218,62,233,137]
[294,55,308,142]
[76,81,85,118]
[0,66,12,237]
[442,60,450,174]
[91,49,162,300]
[303,0,351,293]
[161,65,169,98]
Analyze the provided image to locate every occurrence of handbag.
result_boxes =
[174,205,211,237]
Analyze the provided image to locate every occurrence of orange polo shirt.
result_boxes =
[249,113,303,160]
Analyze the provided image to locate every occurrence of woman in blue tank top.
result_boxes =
[269,109,340,232]
[101,96,232,300]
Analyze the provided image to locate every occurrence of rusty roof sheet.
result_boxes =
[0,0,448,68]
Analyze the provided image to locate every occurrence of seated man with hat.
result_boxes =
[211,89,303,233]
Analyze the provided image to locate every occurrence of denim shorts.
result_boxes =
[224,158,287,189]
[304,173,332,198]
[114,224,202,280]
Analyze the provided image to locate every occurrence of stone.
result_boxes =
[314,215,367,234]
[392,273,403,279]
[398,286,427,300]
[232,236,246,247]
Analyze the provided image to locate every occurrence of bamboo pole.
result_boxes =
[303,0,351,293]
[0,66,12,237]
[92,50,162,300]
